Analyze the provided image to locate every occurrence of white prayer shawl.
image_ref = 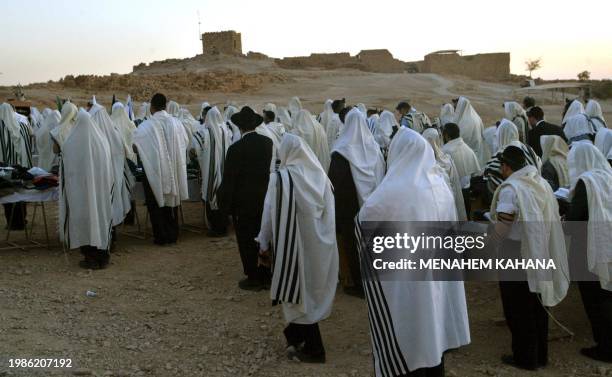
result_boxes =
[495,119,519,153]
[564,114,596,145]
[358,128,470,373]
[541,135,570,187]
[356,103,367,115]
[193,107,228,207]
[289,109,331,172]
[568,143,612,289]
[257,134,338,324]
[453,96,489,165]
[332,108,386,206]
[277,107,293,129]
[256,122,284,149]
[288,97,302,120]
[563,99,585,124]
[491,165,569,306]
[60,110,113,250]
[422,128,467,221]
[324,113,342,152]
[441,137,481,180]
[35,110,61,171]
[133,110,188,207]
[177,108,199,148]
[111,102,137,163]
[223,105,241,143]
[318,99,334,129]
[0,103,32,167]
[439,103,455,126]
[483,126,497,158]
[50,102,78,149]
[263,102,277,114]
[504,102,528,143]
[199,102,210,120]
[167,101,180,117]
[367,114,379,133]
[374,110,396,150]
[30,107,43,130]
[89,104,132,225]
[137,102,151,120]
[586,100,607,130]
[595,128,612,160]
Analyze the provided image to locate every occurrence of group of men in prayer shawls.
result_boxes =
[2,90,611,376]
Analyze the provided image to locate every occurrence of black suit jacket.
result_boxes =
[527,121,567,157]
[218,132,273,219]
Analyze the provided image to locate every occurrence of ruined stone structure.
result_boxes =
[414,50,510,80]
[202,31,242,55]
[276,50,405,73]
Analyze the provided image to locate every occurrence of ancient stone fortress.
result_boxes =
[135,30,511,81]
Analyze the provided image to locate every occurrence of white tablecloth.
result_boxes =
[0,187,59,204]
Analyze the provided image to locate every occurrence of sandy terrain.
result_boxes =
[1,59,611,377]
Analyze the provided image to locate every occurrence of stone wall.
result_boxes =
[276,50,405,73]
[356,49,405,73]
[419,52,510,80]
[202,31,242,55]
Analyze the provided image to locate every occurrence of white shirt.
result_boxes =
[495,186,521,241]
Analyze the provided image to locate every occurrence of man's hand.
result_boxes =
[258,249,271,268]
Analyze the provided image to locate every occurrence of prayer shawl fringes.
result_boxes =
[355,220,410,377]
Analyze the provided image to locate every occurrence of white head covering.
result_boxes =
[332,108,385,205]
[562,99,585,124]
[222,105,241,143]
[35,110,61,171]
[504,101,527,121]
[564,114,596,145]
[440,103,455,126]
[277,107,292,128]
[199,102,211,119]
[453,96,488,165]
[49,102,78,148]
[263,102,277,114]
[356,103,367,115]
[541,135,570,187]
[290,109,330,171]
[318,99,334,127]
[137,102,151,120]
[167,101,180,117]
[495,119,519,153]
[586,99,605,122]
[60,109,113,250]
[374,110,396,149]
[0,103,23,147]
[288,97,302,119]
[568,142,612,189]
[111,102,137,163]
[595,128,612,161]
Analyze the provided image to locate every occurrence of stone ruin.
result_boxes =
[201,30,242,55]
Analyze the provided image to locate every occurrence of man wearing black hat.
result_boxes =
[218,106,273,291]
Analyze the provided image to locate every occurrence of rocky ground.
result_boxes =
[0,202,610,377]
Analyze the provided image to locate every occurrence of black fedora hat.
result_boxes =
[231,106,263,130]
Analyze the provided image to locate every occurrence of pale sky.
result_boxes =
[1,0,611,86]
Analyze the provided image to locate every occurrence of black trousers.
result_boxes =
[338,221,363,289]
[205,201,228,235]
[402,357,444,377]
[233,214,270,282]
[3,202,27,230]
[461,188,471,220]
[80,245,110,266]
[123,200,136,225]
[143,178,179,245]
[579,281,612,356]
[499,280,548,368]
[284,323,325,356]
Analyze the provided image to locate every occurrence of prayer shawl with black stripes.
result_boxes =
[0,103,33,168]
[90,104,133,226]
[484,140,541,194]
[490,165,570,306]
[192,107,228,209]
[257,134,338,324]
[59,110,113,250]
[356,128,470,375]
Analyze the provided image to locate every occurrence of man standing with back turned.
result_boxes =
[219,106,273,291]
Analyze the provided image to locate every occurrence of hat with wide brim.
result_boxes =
[231,106,263,129]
